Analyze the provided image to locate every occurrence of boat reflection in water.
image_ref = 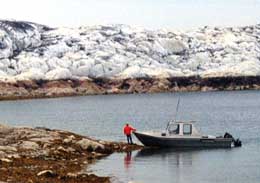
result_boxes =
[135,147,232,161]
[134,148,196,167]
[132,147,233,183]
[89,145,237,183]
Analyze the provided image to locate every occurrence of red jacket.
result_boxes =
[124,125,135,135]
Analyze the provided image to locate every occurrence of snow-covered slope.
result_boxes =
[0,20,260,82]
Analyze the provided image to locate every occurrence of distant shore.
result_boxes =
[1,76,260,101]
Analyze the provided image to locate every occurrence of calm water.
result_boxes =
[0,91,259,183]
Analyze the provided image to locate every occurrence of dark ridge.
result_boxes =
[35,79,48,87]
[92,78,111,86]
[0,20,53,33]
[40,25,54,31]
[167,76,260,88]
[119,81,130,90]
[0,20,35,33]
[135,77,154,82]
[168,76,200,87]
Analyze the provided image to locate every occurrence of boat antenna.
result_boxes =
[174,97,181,123]
[165,97,181,131]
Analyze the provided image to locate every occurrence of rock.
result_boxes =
[29,137,53,143]
[0,146,17,152]
[76,138,105,151]
[0,158,12,163]
[67,147,75,152]
[63,135,75,144]
[57,146,75,153]
[7,154,20,159]
[66,173,78,178]
[19,141,39,150]
[37,170,57,177]
[113,144,120,150]
[57,146,67,152]
[91,152,106,158]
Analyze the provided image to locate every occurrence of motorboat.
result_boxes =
[133,121,242,148]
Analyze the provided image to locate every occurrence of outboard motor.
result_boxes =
[233,138,242,147]
[224,132,233,138]
[224,132,242,147]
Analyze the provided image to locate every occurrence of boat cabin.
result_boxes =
[167,121,201,136]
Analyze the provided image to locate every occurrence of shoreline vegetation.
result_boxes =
[1,76,260,101]
[0,124,143,183]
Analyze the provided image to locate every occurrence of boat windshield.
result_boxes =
[168,124,179,135]
[183,124,192,135]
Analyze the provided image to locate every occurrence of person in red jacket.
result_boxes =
[123,123,136,144]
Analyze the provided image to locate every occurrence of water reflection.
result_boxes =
[124,151,132,169]
[2,91,258,183]
[135,148,196,167]
[89,144,257,183]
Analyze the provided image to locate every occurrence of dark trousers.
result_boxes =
[126,135,133,144]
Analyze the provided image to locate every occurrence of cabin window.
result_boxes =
[183,124,192,135]
[169,124,179,134]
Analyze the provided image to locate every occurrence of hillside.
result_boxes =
[0,20,260,99]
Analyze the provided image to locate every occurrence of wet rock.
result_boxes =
[91,152,106,158]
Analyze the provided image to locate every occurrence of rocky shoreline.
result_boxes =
[1,76,260,100]
[0,124,143,183]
